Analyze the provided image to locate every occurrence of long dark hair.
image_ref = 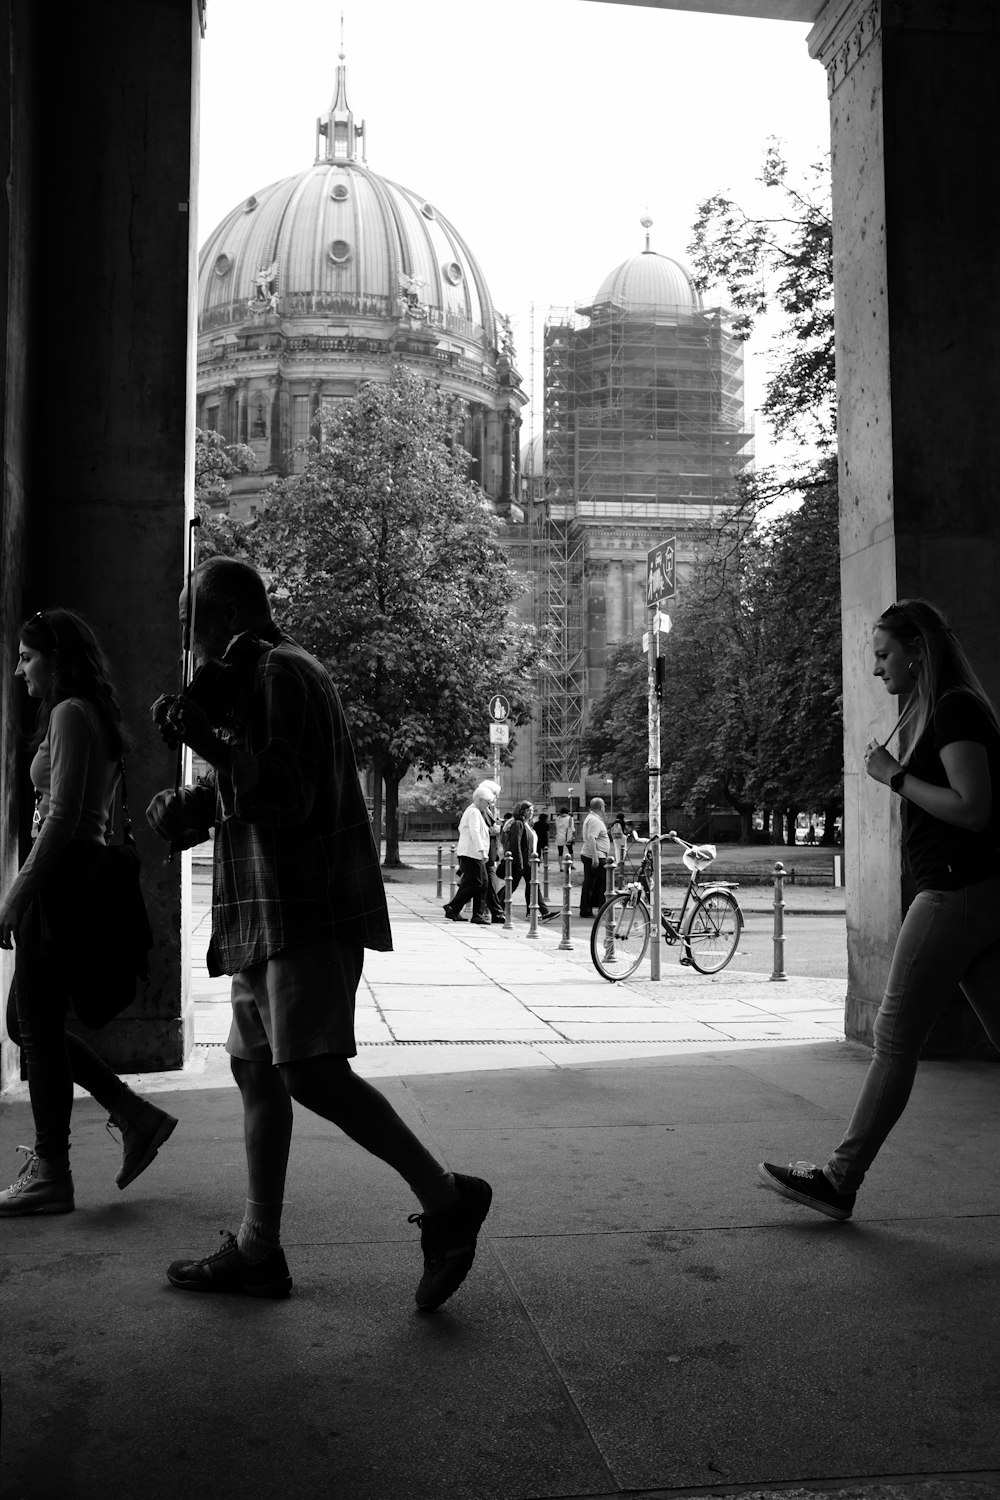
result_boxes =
[19,608,130,758]
[876,598,1000,749]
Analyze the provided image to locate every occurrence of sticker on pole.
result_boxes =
[488,695,511,722]
[646,538,676,607]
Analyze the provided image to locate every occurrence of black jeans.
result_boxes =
[448,855,487,917]
[10,845,130,1164]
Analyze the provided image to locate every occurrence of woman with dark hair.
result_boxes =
[0,608,176,1215]
[759,598,1000,1220]
[504,801,557,922]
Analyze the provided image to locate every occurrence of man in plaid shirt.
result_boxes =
[147,558,491,1307]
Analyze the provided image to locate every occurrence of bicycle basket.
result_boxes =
[682,843,716,872]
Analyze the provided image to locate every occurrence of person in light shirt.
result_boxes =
[443,782,496,926]
[579,797,611,918]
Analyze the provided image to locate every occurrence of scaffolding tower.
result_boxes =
[531,297,751,795]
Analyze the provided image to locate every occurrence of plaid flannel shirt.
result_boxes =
[178,636,392,976]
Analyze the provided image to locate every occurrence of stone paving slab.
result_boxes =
[2,1038,999,1500]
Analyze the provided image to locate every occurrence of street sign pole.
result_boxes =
[644,537,675,984]
[647,611,662,982]
[488,695,511,792]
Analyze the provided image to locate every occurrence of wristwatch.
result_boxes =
[889,769,908,795]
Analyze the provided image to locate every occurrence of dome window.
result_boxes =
[328,239,353,265]
[330,183,349,202]
[214,253,232,278]
[443,261,464,286]
[244,196,258,214]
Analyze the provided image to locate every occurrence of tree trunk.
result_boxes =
[383,770,403,868]
[820,801,839,846]
[785,807,798,846]
[370,754,384,858]
[722,784,755,845]
[769,806,782,843]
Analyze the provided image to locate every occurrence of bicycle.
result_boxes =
[590,830,744,982]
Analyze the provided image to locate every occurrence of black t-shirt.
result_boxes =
[903,691,1000,891]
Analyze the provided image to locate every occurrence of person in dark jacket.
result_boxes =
[504,800,557,921]
[146,558,491,1308]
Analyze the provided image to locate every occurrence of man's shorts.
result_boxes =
[227,938,364,1064]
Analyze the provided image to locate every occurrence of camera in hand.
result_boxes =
[154,631,271,747]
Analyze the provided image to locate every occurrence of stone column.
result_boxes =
[809,0,1000,1044]
[607,559,626,645]
[623,560,637,640]
[1,0,201,1078]
[268,372,283,470]
[236,377,249,444]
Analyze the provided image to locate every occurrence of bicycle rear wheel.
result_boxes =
[590,894,651,982]
[684,890,742,974]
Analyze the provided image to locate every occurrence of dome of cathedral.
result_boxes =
[198,59,497,357]
[590,223,701,316]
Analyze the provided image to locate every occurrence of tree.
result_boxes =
[583,463,843,843]
[687,139,834,453]
[193,428,257,560]
[193,427,256,509]
[241,366,540,865]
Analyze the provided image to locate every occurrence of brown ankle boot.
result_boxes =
[107,1095,178,1190]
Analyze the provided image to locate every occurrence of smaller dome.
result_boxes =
[592,251,701,315]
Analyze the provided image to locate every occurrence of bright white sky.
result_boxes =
[197,0,830,466]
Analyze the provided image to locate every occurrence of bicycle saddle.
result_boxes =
[682,844,716,871]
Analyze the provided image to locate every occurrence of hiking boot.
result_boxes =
[0,1146,75,1217]
[409,1173,493,1311]
[166,1230,292,1298]
[758,1160,855,1221]
[107,1095,178,1190]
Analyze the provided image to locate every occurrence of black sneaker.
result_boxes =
[409,1174,493,1311]
[166,1230,292,1298]
[758,1161,855,1221]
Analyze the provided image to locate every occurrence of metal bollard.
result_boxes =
[770,861,788,981]
[542,846,549,901]
[449,845,456,903]
[503,849,514,930]
[604,853,616,900]
[436,844,443,900]
[558,853,574,951]
[527,852,540,939]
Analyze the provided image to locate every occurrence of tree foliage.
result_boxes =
[193,428,256,510]
[584,463,843,842]
[236,366,540,864]
[688,139,834,451]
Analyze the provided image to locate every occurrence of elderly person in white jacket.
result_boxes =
[443,782,499,926]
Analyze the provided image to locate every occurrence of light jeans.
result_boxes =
[825,874,1000,1194]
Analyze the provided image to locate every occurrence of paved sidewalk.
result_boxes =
[5,856,999,1500]
[192,860,848,1058]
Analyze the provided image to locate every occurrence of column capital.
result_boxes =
[810,1,1000,90]
[808,0,880,91]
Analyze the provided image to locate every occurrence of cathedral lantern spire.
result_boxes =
[315,25,366,164]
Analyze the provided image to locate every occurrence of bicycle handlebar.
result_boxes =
[627,829,688,850]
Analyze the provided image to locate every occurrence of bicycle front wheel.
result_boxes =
[590,894,651,982]
[684,890,742,974]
